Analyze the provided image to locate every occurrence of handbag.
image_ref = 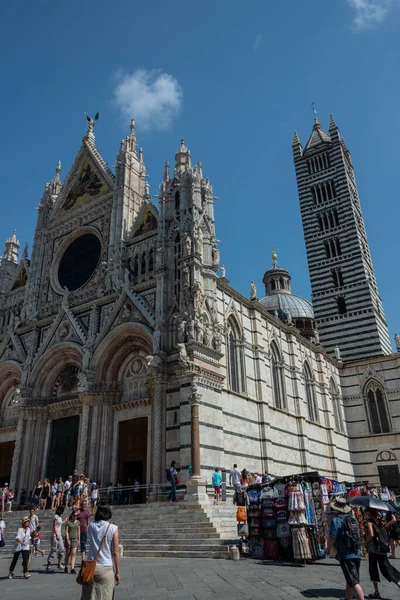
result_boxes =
[0,538,5,547]
[76,523,111,585]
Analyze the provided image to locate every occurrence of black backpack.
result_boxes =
[338,515,361,552]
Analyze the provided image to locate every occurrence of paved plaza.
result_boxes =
[1,555,400,600]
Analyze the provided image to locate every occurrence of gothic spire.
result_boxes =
[163,161,170,183]
[329,113,338,133]
[49,160,62,195]
[292,130,301,147]
[174,139,191,173]
[127,118,137,153]
[3,230,20,264]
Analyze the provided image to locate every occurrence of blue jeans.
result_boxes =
[80,531,87,553]
[168,480,176,501]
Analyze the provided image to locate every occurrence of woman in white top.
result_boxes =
[0,513,5,546]
[81,505,120,600]
[8,516,31,579]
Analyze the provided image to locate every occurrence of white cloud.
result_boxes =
[253,33,262,52]
[114,69,183,130]
[348,0,395,29]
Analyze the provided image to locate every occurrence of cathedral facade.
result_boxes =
[0,115,399,495]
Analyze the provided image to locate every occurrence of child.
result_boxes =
[212,468,222,504]
[31,526,44,558]
[90,483,99,515]
[6,489,14,512]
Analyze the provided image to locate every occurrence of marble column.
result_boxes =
[190,392,201,477]
[184,384,208,504]
[9,417,24,491]
[152,375,166,484]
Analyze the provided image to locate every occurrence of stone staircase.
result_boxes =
[0,502,238,559]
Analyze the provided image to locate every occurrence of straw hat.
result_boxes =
[21,516,30,526]
[330,496,351,514]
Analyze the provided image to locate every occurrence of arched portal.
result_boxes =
[92,324,154,491]
[0,361,22,486]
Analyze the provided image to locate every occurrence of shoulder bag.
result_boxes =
[76,523,111,585]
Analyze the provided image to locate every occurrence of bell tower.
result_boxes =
[293,113,391,361]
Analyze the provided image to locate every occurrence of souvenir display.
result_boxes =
[233,470,398,563]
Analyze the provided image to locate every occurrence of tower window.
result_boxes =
[331,268,344,288]
[337,296,347,314]
[324,237,342,259]
[307,153,330,174]
[365,382,390,434]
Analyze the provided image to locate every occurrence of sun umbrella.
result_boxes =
[349,496,397,513]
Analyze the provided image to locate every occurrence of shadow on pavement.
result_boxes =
[301,588,343,598]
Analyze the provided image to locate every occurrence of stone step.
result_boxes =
[118,532,217,540]
[123,523,215,532]
[126,539,231,547]
[123,549,230,559]
[123,543,230,552]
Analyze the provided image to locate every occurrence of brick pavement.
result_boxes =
[0,554,399,599]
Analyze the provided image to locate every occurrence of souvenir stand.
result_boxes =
[235,471,347,562]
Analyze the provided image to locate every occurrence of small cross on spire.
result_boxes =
[311,102,318,123]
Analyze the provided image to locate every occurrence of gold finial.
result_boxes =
[272,246,278,264]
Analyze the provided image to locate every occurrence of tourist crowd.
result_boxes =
[1,474,141,514]
[1,501,120,600]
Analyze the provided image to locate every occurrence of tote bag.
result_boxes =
[77,523,111,585]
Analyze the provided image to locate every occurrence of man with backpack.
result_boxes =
[167,461,178,503]
[325,497,365,600]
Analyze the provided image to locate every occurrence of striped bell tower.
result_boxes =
[292,113,391,362]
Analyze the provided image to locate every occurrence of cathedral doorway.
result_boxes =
[117,417,147,501]
[378,464,400,494]
[0,441,15,486]
[47,416,79,481]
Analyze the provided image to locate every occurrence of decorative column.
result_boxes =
[76,397,90,474]
[153,375,166,485]
[9,416,24,491]
[184,384,208,504]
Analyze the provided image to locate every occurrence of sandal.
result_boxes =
[368,594,381,599]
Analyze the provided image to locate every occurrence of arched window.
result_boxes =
[271,343,286,410]
[365,382,391,434]
[304,363,319,423]
[141,253,146,276]
[330,379,344,432]
[174,233,181,299]
[148,248,154,273]
[227,318,245,394]
[175,191,180,212]
[132,255,139,279]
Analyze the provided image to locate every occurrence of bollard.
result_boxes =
[118,543,124,558]
[230,545,240,560]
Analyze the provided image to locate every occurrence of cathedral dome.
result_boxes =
[259,292,314,320]
[259,252,316,342]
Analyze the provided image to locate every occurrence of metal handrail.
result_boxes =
[97,482,187,503]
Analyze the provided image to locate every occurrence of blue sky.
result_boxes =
[1,0,400,344]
